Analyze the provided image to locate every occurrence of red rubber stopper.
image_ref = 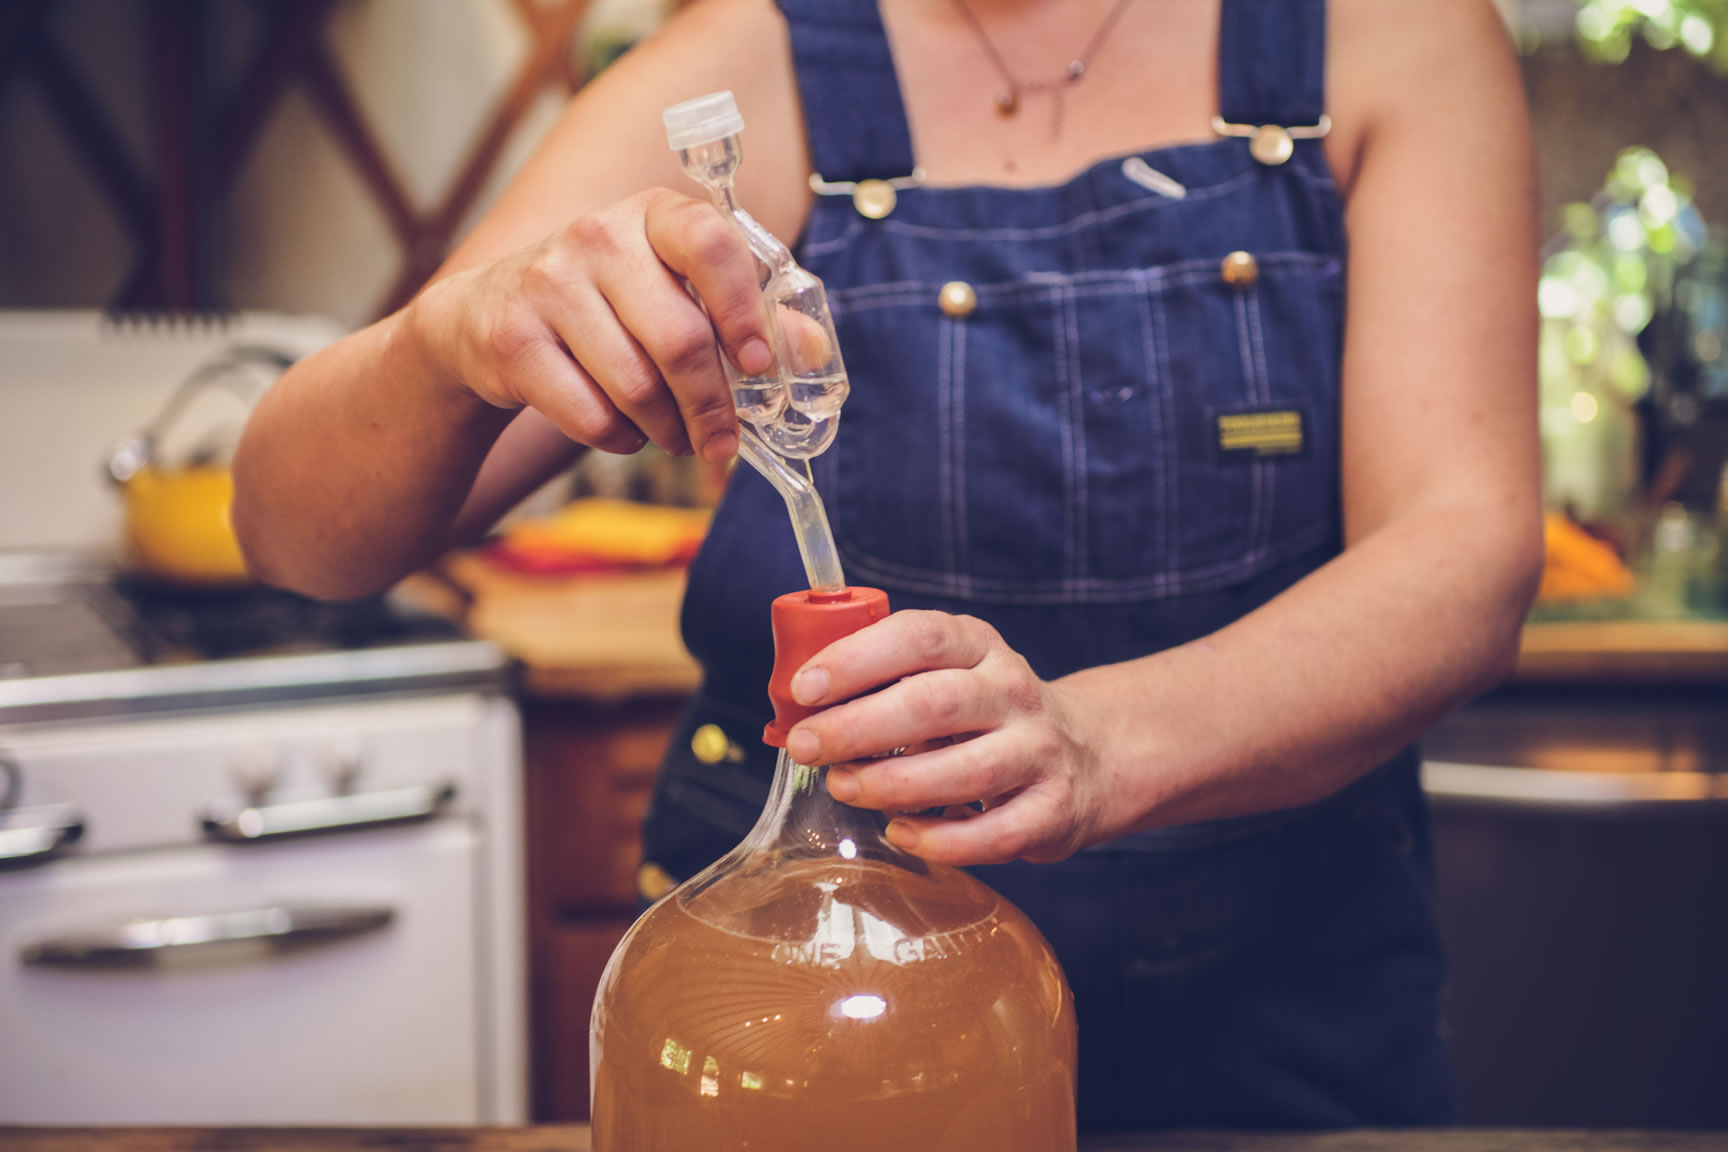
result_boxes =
[763,586,890,748]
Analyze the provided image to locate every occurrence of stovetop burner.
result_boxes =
[108,578,466,667]
[0,573,468,682]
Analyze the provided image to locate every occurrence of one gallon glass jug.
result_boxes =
[590,586,1077,1150]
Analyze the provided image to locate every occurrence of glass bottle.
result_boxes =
[590,586,1077,1150]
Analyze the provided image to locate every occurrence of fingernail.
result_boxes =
[702,430,738,462]
[791,667,828,705]
[827,767,858,803]
[787,728,820,763]
[885,820,920,850]
[737,338,772,375]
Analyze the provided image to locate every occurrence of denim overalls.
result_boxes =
[642,0,1454,1129]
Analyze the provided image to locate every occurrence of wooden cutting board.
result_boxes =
[405,553,701,700]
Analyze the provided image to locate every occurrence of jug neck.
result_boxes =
[741,584,919,871]
[737,748,927,874]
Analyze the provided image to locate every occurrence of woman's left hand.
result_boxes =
[783,610,1109,866]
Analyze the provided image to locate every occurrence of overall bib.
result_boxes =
[643,0,1455,1129]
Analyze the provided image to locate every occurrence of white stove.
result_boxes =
[0,312,527,1125]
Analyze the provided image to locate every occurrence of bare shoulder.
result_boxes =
[571,0,806,203]
[631,0,792,80]
[1326,0,1526,192]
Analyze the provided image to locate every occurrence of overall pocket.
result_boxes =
[819,252,1343,604]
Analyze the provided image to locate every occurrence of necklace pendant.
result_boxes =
[995,87,1019,116]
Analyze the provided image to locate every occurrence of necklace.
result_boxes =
[950,0,1137,137]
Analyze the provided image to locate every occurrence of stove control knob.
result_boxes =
[231,750,282,805]
[324,733,365,795]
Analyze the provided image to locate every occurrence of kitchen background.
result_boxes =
[1,0,1725,1132]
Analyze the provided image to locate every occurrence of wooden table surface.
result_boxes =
[4,1129,1726,1151]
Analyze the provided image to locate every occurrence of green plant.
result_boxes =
[1538,148,1708,520]
[1574,0,1728,69]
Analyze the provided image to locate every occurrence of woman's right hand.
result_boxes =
[408,186,771,464]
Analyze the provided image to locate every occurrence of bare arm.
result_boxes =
[232,0,808,599]
[446,408,587,548]
[782,0,1543,864]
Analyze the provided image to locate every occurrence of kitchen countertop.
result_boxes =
[4,1128,1726,1151]
[1517,617,1728,683]
[407,555,1728,699]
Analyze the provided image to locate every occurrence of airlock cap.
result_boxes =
[664,90,744,151]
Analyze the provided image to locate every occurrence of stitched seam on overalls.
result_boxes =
[1037,256,1336,288]
[802,215,865,259]
[827,254,1337,311]
[836,522,1333,604]
[864,529,1331,590]
[1232,293,1266,558]
[937,314,963,595]
[1056,283,1085,587]
[1144,281,1177,592]
[803,159,1267,260]
[1245,290,1277,558]
[824,257,1339,600]
[872,168,1264,243]
[952,317,972,594]
[1288,152,1340,195]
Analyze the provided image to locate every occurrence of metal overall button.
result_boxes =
[809,167,928,220]
[853,180,897,219]
[690,723,742,765]
[939,281,978,317]
[636,862,677,902]
[1210,114,1332,167]
[1220,251,1259,289]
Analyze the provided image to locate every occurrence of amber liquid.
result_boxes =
[591,855,1076,1150]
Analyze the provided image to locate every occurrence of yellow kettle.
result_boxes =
[106,346,293,588]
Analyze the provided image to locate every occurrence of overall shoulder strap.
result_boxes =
[776,0,917,181]
[1217,0,1327,127]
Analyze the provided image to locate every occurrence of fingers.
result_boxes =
[826,731,1021,812]
[552,196,731,460]
[477,189,778,462]
[884,796,1074,867]
[639,190,772,459]
[772,605,1090,868]
[778,307,833,375]
[644,191,772,373]
[541,283,688,455]
[791,611,997,711]
[485,315,648,455]
[604,285,737,461]
[788,667,1000,767]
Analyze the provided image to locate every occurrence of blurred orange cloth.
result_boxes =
[485,498,712,575]
[1538,511,1634,603]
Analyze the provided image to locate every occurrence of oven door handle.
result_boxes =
[201,782,456,843]
[20,904,394,967]
[0,804,85,868]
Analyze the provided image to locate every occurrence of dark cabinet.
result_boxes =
[1424,682,1728,1128]
[521,693,688,1122]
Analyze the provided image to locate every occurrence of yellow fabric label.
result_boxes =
[1216,410,1304,456]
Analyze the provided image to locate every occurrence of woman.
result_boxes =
[233,0,1542,1129]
